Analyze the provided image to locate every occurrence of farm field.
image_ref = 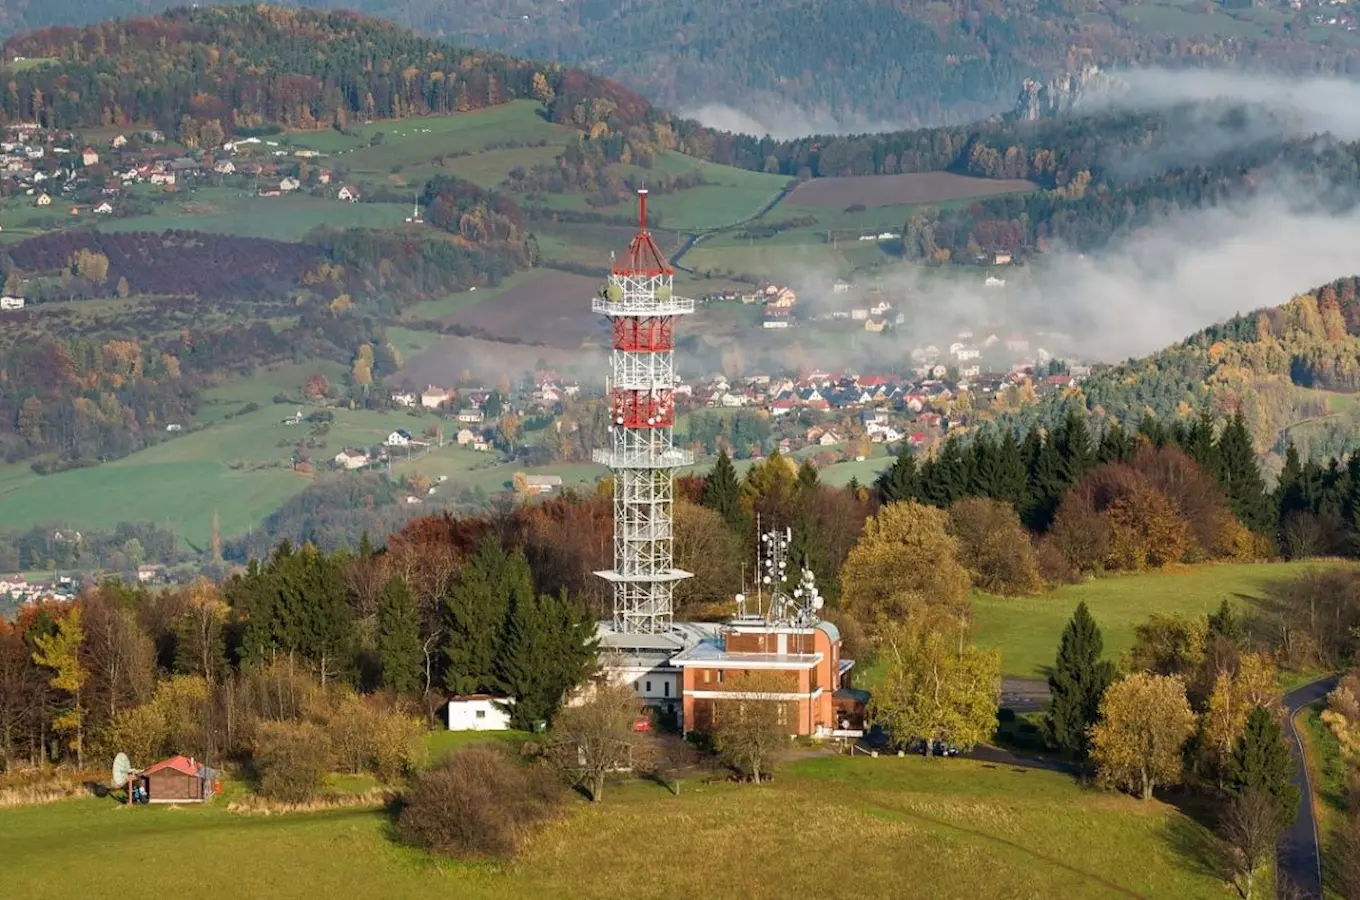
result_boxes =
[784,172,1037,209]
[99,187,411,240]
[0,755,1226,900]
[442,270,606,349]
[971,561,1335,678]
[399,269,554,324]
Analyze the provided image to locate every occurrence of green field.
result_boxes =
[100,187,412,240]
[972,562,1334,678]
[0,362,450,547]
[1,754,1227,900]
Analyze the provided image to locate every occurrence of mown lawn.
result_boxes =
[1,755,1227,900]
[972,561,1333,678]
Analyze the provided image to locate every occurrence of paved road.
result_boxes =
[1278,674,1340,900]
[1001,676,1050,714]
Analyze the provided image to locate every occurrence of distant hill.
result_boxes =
[992,276,1360,468]
[1,0,1359,131]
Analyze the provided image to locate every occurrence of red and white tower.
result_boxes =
[593,190,694,634]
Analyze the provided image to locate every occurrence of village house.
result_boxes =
[279,176,301,192]
[455,427,479,447]
[522,474,563,495]
[0,296,24,310]
[985,276,1006,287]
[111,134,127,149]
[334,449,369,470]
[421,385,454,409]
[447,695,514,731]
[81,148,99,167]
[34,192,50,206]
[391,391,417,408]
[864,317,887,333]
[337,185,361,202]
[994,251,1012,265]
[456,408,485,425]
[94,201,113,215]
[213,159,236,175]
[385,429,413,448]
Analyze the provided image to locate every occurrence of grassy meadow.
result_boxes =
[1,755,1228,900]
[971,561,1332,678]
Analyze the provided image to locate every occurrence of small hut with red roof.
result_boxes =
[136,755,216,803]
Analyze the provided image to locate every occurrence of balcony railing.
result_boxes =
[592,295,695,317]
[592,447,694,469]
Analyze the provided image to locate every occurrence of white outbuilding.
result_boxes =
[446,694,514,731]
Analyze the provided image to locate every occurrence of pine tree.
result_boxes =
[1206,599,1243,646]
[876,447,918,504]
[701,449,743,528]
[1096,421,1132,465]
[1185,407,1218,471]
[1275,442,1308,529]
[1227,706,1300,826]
[1053,405,1095,486]
[443,536,517,695]
[795,458,819,494]
[377,577,422,693]
[1217,411,1272,535]
[1043,602,1115,758]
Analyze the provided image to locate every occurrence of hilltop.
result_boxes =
[988,276,1360,468]
[2,0,1359,130]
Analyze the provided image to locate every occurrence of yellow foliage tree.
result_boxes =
[1090,673,1196,800]
[1200,653,1280,777]
[32,607,89,765]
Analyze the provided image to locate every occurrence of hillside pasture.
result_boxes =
[971,561,1336,677]
[442,270,606,349]
[0,755,1226,900]
[98,187,411,240]
[786,172,1037,209]
[397,332,596,386]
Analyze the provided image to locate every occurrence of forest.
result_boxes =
[5,0,1360,129]
[984,276,1360,460]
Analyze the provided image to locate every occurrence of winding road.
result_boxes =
[1278,674,1339,900]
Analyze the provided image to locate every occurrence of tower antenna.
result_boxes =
[592,189,694,633]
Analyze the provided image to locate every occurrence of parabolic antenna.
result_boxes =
[112,752,132,788]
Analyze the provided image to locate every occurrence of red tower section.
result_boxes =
[609,189,676,429]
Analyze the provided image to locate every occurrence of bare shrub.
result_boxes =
[253,720,331,803]
[398,745,562,858]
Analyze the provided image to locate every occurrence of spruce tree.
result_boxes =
[995,429,1028,508]
[1096,421,1132,465]
[876,448,918,504]
[701,449,743,528]
[795,458,819,494]
[498,588,597,729]
[1227,706,1300,826]
[1024,434,1067,531]
[1275,442,1307,529]
[1043,602,1115,758]
[1217,411,1272,534]
[376,576,422,693]
[1138,413,1170,448]
[1185,407,1218,471]
[443,536,515,695]
[1206,599,1243,646]
[1053,405,1094,486]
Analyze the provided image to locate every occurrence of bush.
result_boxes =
[398,746,562,858]
[253,721,331,803]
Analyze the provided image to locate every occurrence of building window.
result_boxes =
[718,670,725,684]
[475,710,486,719]
[704,670,711,684]
[664,682,670,697]
[645,680,652,694]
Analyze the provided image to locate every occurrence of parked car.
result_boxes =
[907,738,960,757]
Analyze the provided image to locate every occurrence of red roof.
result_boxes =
[141,755,203,778]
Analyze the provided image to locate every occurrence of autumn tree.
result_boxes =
[1200,653,1279,781]
[945,497,1042,595]
[1090,673,1197,800]
[840,501,970,635]
[547,681,643,803]
[1220,788,1283,900]
[869,620,1000,755]
[1043,602,1115,759]
[711,670,793,783]
[303,373,329,400]
[672,500,743,616]
[31,607,89,765]
[175,579,228,683]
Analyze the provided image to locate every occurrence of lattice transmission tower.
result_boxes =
[592,190,694,633]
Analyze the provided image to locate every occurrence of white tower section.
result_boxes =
[592,190,695,634]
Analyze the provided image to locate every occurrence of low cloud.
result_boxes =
[679,94,913,140]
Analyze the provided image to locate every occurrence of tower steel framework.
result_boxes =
[592,190,694,634]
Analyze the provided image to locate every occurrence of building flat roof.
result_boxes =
[670,638,823,669]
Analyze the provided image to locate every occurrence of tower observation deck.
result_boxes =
[593,190,694,634]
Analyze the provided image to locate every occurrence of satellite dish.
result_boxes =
[112,752,133,788]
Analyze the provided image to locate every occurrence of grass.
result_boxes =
[971,561,1333,678]
[98,186,411,240]
[0,754,1228,899]
[423,730,531,766]
[0,361,452,547]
